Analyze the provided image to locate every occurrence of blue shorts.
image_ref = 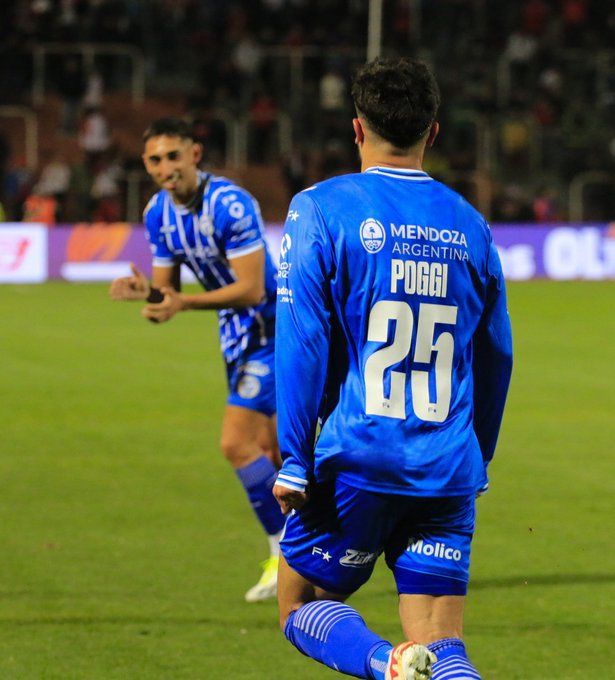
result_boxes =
[281,478,475,596]
[226,342,276,417]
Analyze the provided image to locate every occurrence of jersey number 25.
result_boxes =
[364,301,458,423]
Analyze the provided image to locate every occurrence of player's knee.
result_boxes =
[219,436,257,466]
[279,602,302,633]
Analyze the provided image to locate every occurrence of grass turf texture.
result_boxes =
[0,281,613,679]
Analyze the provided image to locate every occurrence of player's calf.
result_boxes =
[427,639,481,679]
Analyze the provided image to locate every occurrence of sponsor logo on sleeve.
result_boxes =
[280,233,292,258]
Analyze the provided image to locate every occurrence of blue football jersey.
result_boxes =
[275,166,513,497]
[144,171,277,363]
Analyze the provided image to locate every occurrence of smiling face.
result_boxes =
[142,134,202,204]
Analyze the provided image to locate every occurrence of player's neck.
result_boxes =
[172,175,201,208]
[359,143,425,173]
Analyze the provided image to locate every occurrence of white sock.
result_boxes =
[268,530,282,557]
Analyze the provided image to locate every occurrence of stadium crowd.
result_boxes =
[0,0,614,222]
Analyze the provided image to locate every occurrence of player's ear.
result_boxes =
[426,121,439,147]
[192,142,203,164]
[353,118,364,146]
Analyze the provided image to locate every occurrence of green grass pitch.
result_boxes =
[0,281,613,679]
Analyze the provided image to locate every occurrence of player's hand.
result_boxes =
[109,264,150,301]
[141,286,184,324]
[273,483,308,514]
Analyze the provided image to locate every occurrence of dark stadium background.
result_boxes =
[0,0,614,225]
[0,2,613,679]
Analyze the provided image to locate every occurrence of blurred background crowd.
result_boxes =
[0,0,614,223]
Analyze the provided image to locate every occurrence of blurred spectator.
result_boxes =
[319,66,345,114]
[249,90,278,163]
[532,184,561,222]
[561,0,589,47]
[282,145,307,198]
[504,30,538,95]
[32,151,71,221]
[2,0,613,222]
[522,0,551,37]
[79,106,111,168]
[57,55,87,135]
[3,158,34,222]
[319,64,347,142]
[500,116,532,159]
[320,139,354,180]
[83,69,105,109]
[492,184,534,222]
[90,156,123,223]
[232,33,264,108]
[23,191,58,225]
[192,110,227,166]
[0,132,10,212]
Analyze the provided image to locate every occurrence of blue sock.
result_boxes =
[284,600,393,679]
[235,456,286,536]
[428,638,481,679]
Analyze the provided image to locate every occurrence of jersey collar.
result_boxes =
[364,166,432,181]
[174,170,211,213]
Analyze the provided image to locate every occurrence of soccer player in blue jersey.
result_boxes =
[273,58,513,679]
[109,118,285,602]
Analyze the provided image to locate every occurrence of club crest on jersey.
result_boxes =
[237,375,261,399]
[360,218,386,253]
[199,214,215,237]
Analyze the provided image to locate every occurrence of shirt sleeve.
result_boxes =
[215,186,266,260]
[275,192,334,493]
[143,195,176,267]
[472,233,513,474]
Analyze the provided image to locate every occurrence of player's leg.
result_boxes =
[255,411,281,469]
[388,495,481,679]
[257,413,282,468]
[278,479,433,679]
[220,404,286,601]
[398,596,477,679]
[223,344,285,601]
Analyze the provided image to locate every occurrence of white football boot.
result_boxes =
[385,641,437,680]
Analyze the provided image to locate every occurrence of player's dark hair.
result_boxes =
[143,117,194,143]
[351,57,440,149]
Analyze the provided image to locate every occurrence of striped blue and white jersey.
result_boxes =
[276,167,513,497]
[144,171,277,363]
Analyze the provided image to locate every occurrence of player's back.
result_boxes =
[279,167,507,496]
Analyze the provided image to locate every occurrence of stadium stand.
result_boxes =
[0,0,613,222]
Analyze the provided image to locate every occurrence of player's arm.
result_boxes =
[109,263,150,301]
[178,247,265,309]
[110,195,180,304]
[273,193,333,513]
[141,248,265,323]
[472,236,513,478]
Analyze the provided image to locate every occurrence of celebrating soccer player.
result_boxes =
[109,118,285,602]
[273,59,513,679]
